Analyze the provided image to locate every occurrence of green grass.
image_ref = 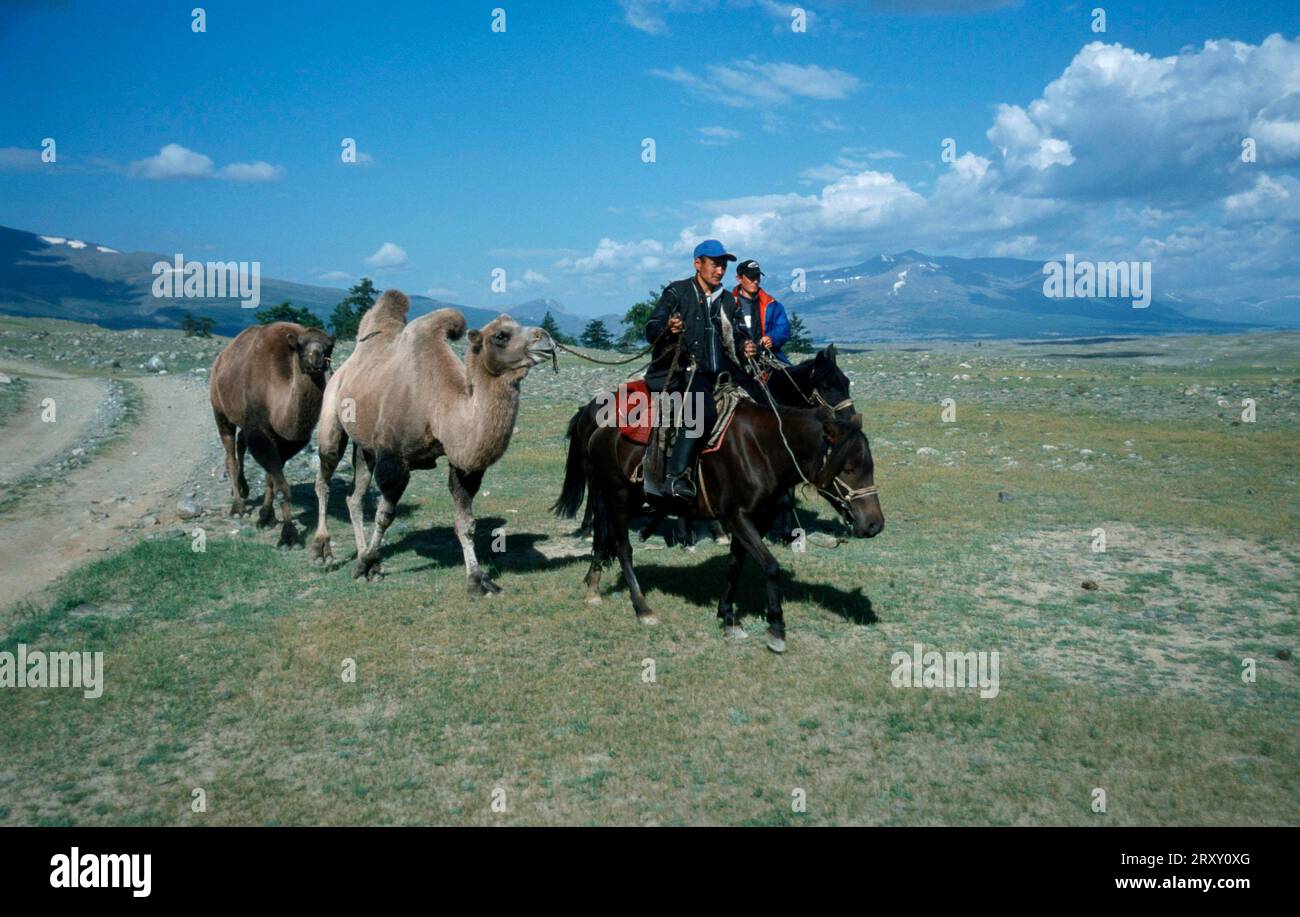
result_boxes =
[0,331,1297,825]
[0,376,31,426]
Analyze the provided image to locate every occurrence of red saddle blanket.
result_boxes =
[614,381,734,454]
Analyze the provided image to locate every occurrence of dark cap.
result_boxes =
[737,259,764,280]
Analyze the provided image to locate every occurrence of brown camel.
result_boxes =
[209,321,334,547]
[309,290,555,590]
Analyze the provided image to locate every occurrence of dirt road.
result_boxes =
[0,362,108,487]
[0,366,216,616]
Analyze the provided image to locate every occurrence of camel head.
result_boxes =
[467,316,555,379]
[286,327,334,377]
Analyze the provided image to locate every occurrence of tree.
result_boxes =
[329,277,380,340]
[618,286,665,350]
[579,319,615,350]
[785,311,814,353]
[255,300,324,330]
[540,311,576,346]
[180,311,215,338]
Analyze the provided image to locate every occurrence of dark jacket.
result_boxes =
[644,277,751,389]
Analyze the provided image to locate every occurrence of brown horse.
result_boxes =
[553,399,884,652]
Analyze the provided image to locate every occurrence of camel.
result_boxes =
[309,290,556,591]
[209,321,335,546]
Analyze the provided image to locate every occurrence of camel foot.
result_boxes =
[467,572,503,596]
[256,507,276,529]
[724,624,749,640]
[228,499,248,517]
[308,536,334,566]
[766,629,787,654]
[637,612,659,627]
[584,594,602,605]
[353,556,383,582]
[277,522,301,549]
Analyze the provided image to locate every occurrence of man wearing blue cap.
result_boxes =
[643,239,757,504]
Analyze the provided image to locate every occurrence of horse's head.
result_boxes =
[812,409,884,538]
[810,344,858,423]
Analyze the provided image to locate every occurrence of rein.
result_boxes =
[745,353,874,524]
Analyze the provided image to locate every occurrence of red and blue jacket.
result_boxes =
[731,286,792,364]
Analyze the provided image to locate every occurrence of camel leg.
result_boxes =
[246,431,285,533]
[270,440,303,549]
[449,466,500,596]
[728,513,787,653]
[354,451,407,582]
[310,409,347,566]
[236,429,249,499]
[214,410,247,515]
[716,539,749,639]
[348,448,376,559]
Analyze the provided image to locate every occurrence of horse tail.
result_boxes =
[551,407,588,519]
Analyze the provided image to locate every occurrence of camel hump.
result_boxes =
[357,289,411,340]
[407,308,467,342]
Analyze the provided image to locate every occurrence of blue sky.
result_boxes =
[2,0,1298,316]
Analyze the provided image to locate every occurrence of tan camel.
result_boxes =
[309,290,555,590]
[209,321,334,546]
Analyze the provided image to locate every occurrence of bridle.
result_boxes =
[754,351,855,417]
[811,437,878,523]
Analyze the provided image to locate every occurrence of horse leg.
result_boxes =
[450,466,499,596]
[347,448,376,559]
[717,538,748,639]
[729,513,788,653]
[611,489,657,624]
[309,412,347,566]
[354,450,407,582]
[214,410,246,515]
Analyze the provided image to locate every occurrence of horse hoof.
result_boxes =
[638,614,659,627]
[724,625,749,640]
[468,574,502,596]
[766,635,787,654]
[277,524,301,549]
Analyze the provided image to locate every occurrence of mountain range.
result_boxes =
[0,225,617,338]
[2,224,1291,342]
[773,251,1281,341]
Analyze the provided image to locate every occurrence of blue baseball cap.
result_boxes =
[693,239,736,262]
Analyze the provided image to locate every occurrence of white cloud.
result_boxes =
[990,235,1039,257]
[217,161,284,182]
[129,143,283,182]
[557,238,667,274]
[129,144,214,179]
[571,35,1300,307]
[365,242,408,269]
[699,126,741,146]
[319,270,352,283]
[0,147,43,171]
[650,59,861,109]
